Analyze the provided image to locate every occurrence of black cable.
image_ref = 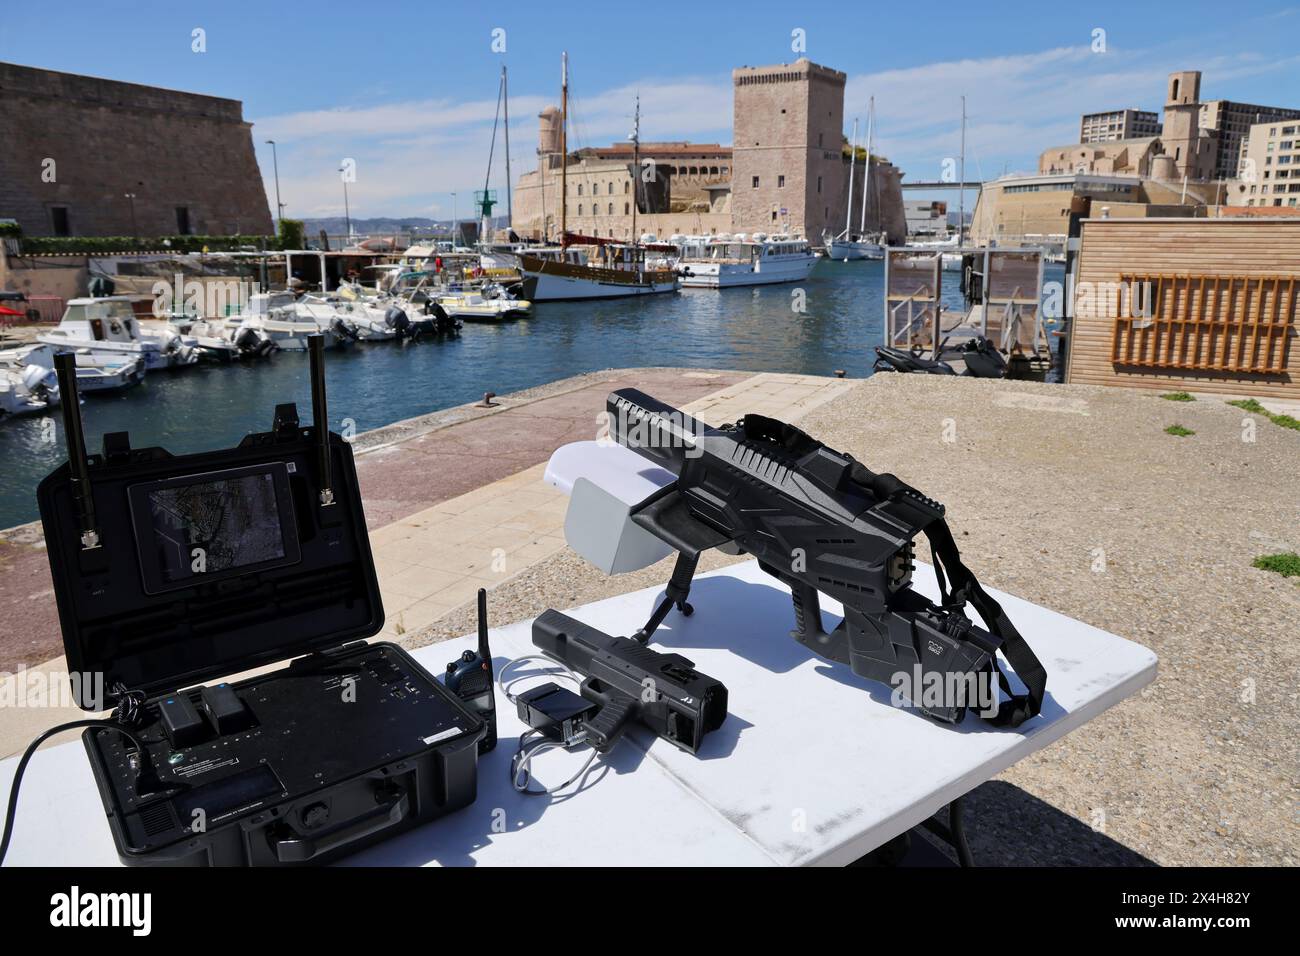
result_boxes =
[0,718,150,866]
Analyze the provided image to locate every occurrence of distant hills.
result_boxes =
[297,216,511,236]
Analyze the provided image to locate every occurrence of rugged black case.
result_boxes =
[37,403,483,866]
[81,642,483,867]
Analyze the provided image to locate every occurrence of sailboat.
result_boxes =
[517,54,679,301]
[824,99,885,261]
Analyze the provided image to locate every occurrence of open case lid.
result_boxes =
[36,339,384,708]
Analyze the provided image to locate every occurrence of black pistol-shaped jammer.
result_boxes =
[532,610,728,754]
[603,388,1046,727]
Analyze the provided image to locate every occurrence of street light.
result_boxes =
[266,140,285,227]
[338,166,351,238]
[450,191,457,248]
[123,192,138,241]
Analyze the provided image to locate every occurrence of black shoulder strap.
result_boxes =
[848,462,1046,727]
[924,518,1046,727]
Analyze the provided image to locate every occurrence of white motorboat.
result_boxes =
[434,284,532,321]
[155,313,242,363]
[37,297,198,372]
[0,363,59,418]
[296,294,398,342]
[677,234,818,288]
[0,343,145,393]
[229,292,347,351]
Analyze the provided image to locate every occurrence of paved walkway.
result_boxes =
[369,372,857,641]
[0,369,856,757]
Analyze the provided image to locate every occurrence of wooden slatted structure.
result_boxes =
[1068,219,1300,398]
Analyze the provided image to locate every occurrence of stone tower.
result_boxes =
[1161,70,1213,180]
[731,59,846,240]
[538,105,562,170]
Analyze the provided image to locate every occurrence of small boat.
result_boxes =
[0,343,145,393]
[37,297,199,371]
[296,294,400,342]
[677,234,818,288]
[229,292,347,351]
[0,363,59,419]
[155,312,242,363]
[435,283,532,321]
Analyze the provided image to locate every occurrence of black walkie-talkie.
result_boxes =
[444,588,497,754]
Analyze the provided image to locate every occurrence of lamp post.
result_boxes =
[338,166,351,238]
[450,191,458,248]
[266,140,285,227]
[124,193,138,242]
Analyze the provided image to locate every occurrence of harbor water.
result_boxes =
[0,261,1061,528]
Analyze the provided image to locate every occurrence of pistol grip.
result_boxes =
[581,691,635,753]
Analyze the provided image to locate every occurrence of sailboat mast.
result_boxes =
[958,95,966,246]
[503,65,512,227]
[631,95,640,244]
[844,117,857,239]
[560,52,568,249]
[860,98,873,235]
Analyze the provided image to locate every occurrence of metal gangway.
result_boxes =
[884,246,1053,372]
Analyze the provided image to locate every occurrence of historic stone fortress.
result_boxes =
[511,58,905,243]
[0,61,272,238]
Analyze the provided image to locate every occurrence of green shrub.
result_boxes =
[0,221,21,239]
[276,218,305,250]
[1227,398,1266,414]
[18,234,272,255]
[1160,391,1196,402]
[1227,398,1300,431]
[1252,552,1300,577]
[1164,424,1195,437]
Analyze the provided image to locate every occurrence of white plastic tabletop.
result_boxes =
[0,559,1156,867]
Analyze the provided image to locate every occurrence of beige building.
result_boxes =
[968,173,1212,246]
[1229,119,1300,208]
[1053,70,1300,188]
[1080,108,1161,143]
[511,57,906,244]
[1040,138,1164,177]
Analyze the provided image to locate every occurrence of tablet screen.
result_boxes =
[130,463,299,593]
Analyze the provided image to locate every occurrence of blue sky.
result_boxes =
[4,1,1299,219]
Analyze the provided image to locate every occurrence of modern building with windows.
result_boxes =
[1232,120,1300,208]
[1079,108,1162,143]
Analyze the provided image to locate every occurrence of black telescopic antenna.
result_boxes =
[52,352,100,550]
[308,335,334,506]
[476,588,493,680]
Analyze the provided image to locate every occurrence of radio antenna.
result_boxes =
[308,335,334,506]
[52,352,100,550]
[476,588,493,681]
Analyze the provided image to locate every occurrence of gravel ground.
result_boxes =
[411,373,1299,866]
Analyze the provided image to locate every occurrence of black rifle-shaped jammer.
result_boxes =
[605,389,1046,726]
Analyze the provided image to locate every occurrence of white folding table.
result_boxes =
[0,558,1156,867]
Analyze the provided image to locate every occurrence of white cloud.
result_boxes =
[253,44,1300,218]
[252,76,732,219]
